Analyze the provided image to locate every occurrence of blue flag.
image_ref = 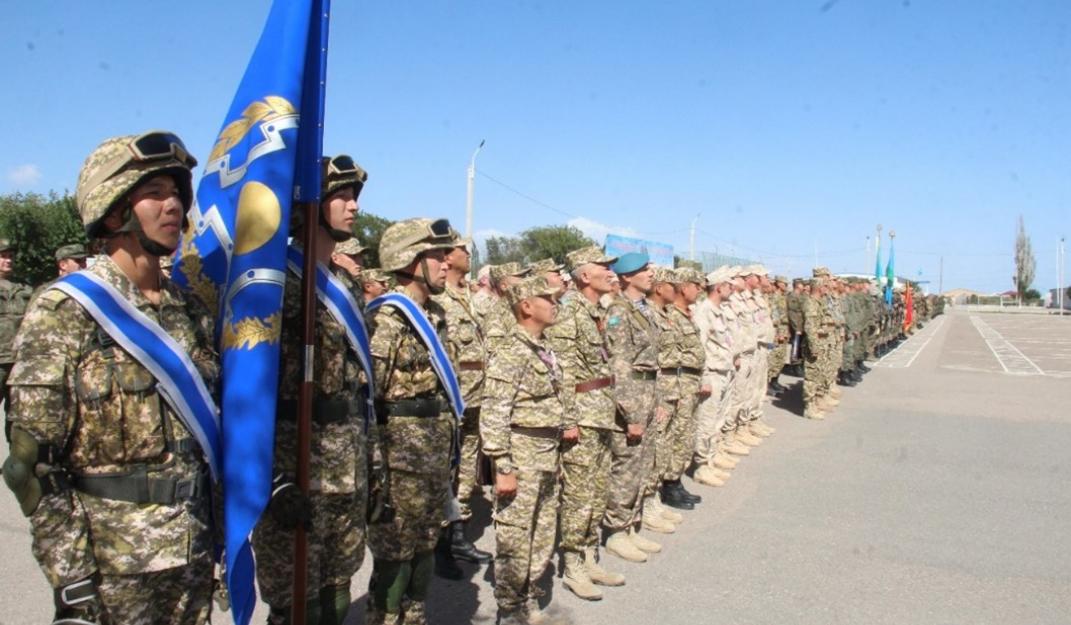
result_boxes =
[874,233,882,283]
[885,237,895,306]
[173,1,330,623]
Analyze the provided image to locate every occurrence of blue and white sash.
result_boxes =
[366,292,465,418]
[285,246,376,406]
[53,272,222,482]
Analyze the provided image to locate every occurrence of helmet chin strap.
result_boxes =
[115,208,177,257]
[395,257,444,295]
[320,199,353,242]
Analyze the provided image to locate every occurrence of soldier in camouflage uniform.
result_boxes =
[478,263,532,355]
[3,131,217,624]
[332,237,367,300]
[431,231,492,576]
[253,155,370,625]
[653,268,706,511]
[742,266,776,439]
[366,218,458,625]
[785,278,807,376]
[0,238,32,408]
[544,245,623,601]
[527,258,566,298]
[602,253,665,563]
[724,268,764,450]
[481,276,565,625]
[767,276,790,394]
[361,269,392,304]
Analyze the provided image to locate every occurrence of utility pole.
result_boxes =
[1060,236,1066,315]
[464,139,485,239]
[689,213,700,262]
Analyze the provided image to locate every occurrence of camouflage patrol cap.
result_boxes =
[676,259,702,272]
[489,262,531,282]
[76,131,196,239]
[528,258,565,274]
[706,265,733,285]
[378,218,456,272]
[505,275,558,307]
[566,246,617,272]
[812,266,831,278]
[792,277,806,285]
[652,266,679,284]
[675,267,706,287]
[774,275,788,284]
[334,237,366,257]
[55,243,87,261]
[740,264,768,277]
[321,154,368,199]
[361,268,391,285]
[446,227,473,251]
[0,239,13,253]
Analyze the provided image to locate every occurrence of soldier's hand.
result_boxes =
[626,422,645,444]
[561,426,579,443]
[495,472,518,497]
[733,357,742,370]
[53,576,103,625]
[698,384,712,398]
[268,481,313,530]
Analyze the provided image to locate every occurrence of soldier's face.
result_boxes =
[528,294,558,324]
[544,270,565,293]
[583,263,613,294]
[680,282,700,303]
[129,175,184,252]
[0,251,13,276]
[745,275,760,289]
[420,248,449,290]
[625,265,654,294]
[322,187,358,233]
[364,280,387,300]
[57,257,86,276]
[446,246,471,273]
[331,253,362,277]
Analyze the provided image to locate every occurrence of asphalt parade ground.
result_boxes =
[2,308,1069,624]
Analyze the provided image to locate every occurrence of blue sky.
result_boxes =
[2,1,1068,293]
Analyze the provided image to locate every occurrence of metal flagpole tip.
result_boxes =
[889,230,896,238]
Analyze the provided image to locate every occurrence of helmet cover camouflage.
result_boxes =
[378,218,455,273]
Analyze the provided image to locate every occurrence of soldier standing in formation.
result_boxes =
[481,275,565,625]
[4,131,217,624]
[254,155,370,625]
[0,238,32,408]
[766,275,790,396]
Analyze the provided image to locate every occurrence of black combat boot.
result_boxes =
[766,383,782,397]
[673,479,702,504]
[771,378,787,393]
[434,529,464,580]
[449,521,493,564]
[660,481,695,510]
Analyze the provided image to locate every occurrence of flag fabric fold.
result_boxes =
[173,1,329,623]
[885,237,896,306]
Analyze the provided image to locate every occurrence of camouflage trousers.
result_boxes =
[369,469,448,561]
[97,556,213,625]
[840,335,856,372]
[655,374,700,483]
[693,370,732,466]
[603,414,656,532]
[456,407,483,520]
[825,335,843,389]
[746,346,769,421]
[724,350,755,429]
[559,426,612,554]
[492,468,560,612]
[803,338,835,407]
[253,491,366,611]
[768,342,789,381]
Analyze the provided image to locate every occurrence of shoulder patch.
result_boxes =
[34,288,70,311]
[607,315,621,327]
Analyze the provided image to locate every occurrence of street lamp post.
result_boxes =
[465,139,485,239]
[1060,236,1066,316]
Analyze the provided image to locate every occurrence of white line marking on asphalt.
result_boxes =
[873,316,946,368]
[969,315,1045,375]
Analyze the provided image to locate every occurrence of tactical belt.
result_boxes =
[575,376,614,393]
[630,370,657,381]
[381,397,446,418]
[660,366,702,376]
[72,468,207,505]
[816,332,829,338]
[278,396,362,425]
[509,425,561,439]
[458,361,485,371]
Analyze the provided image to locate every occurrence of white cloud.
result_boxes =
[567,216,639,244]
[6,163,42,187]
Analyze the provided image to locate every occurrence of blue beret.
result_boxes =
[612,252,650,275]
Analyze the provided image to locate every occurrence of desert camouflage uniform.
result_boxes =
[481,325,564,615]
[253,259,368,617]
[726,291,757,429]
[6,255,217,624]
[692,296,741,465]
[433,282,487,520]
[602,295,659,532]
[748,290,775,420]
[0,275,32,399]
[544,293,615,557]
[367,286,455,610]
[652,303,703,485]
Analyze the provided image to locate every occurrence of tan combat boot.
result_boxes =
[525,599,548,625]
[606,530,647,562]
[694,465,725,486]
[803,407,826,420]
[628,527,663,554]
[735,426,763,446]
[752,419,775,435]
[642,498,676,534]
[657,497,684,524]
[584,548,626,587]
[749,421,771,438]
[712,451,739,470]
[712,466,732,480]
[562,552,603,600]
[723,436,751,456]
[830,387,843,398]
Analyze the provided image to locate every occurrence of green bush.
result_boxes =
[0,192,87,286]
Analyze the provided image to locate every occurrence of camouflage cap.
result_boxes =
[774,274,788,284]
[55,243,87,261]
[652,266,679,284]
[528,257,565,274]
[334,237,366,257]
[489,261,531,282]
[740,264,768,277]
[727,265,745,280]
[0,238,14,253]
[504,275,559,307]
[812,266,831,278]
[76,131,196,239]
[706,265,734,285]
[676,259,702,271]
[675,267,706,287]
[361,268,391,284]
[378,218,456,272]
[566,246,617,272]
[322,154,368,199]
[792,277,806,285]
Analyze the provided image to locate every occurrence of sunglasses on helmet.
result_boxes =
[83,131,197,195]
[326,154,358,177]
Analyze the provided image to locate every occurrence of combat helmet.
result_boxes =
[379,217,456,274]
[319,154,368,242]
[76,130,197,239]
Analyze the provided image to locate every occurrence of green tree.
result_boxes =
[351,211,393,268]
[518,225,594,265]
[484,235,525,266]
[1013,215,1036,300]
[0,191,87,286]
